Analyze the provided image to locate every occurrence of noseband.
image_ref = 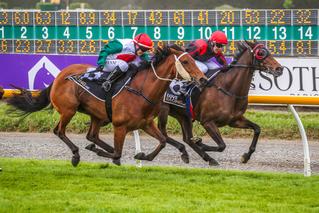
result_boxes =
[230,42,271,73]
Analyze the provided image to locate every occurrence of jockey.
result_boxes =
[186,30,228,73]
[96,33,153,92]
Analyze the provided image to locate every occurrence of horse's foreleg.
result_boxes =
[111,126,127,165]
[199,121,226,152]
[134,121,166,161]
[53,113,80,167]
[158,105,189,163]
[86,117,114,153]
[229,116,261,163]
[179,117,219,166]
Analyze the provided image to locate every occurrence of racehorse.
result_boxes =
[158,40,283,166]
[6,44,207,167]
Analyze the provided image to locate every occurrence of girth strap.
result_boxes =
[210,83,248,100]
[125,86,156,106]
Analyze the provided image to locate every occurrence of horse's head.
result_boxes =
[155,44,208,87]
[236,40,283,77]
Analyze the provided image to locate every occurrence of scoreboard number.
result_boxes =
[244,10,260,24]
[148,11,163,25]
[102,12,117,25]
[0,12,8,25]
[297,27,313,40]
[0,9,318,56]
[246,27,261,39]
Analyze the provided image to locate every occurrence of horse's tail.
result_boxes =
[6,84,52,116]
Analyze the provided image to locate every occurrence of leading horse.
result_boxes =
[6,44,207,166]
[158,40,283,165]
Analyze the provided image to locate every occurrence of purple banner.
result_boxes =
[0,54,96,89]
[0,54,233,90]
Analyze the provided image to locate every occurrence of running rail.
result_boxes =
[1,89,313,176]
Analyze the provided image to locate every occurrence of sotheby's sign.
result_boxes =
[250,58,319,97]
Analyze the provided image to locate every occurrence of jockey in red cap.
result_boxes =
[96,33,153,92]
[186,30,228,73]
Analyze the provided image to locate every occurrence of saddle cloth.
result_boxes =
[66,67,131,102]
[163,68,223,116]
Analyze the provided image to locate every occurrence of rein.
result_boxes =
[150,52,189,82]
[126,51,190,105]
[207,43,269,100]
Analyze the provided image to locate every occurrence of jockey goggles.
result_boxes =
[136,44,151,52]
[215,43,225,48]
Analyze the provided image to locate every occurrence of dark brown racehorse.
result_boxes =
[6,44,207,166]
[158,40,283,165]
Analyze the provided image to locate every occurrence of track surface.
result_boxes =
[0,132,318,174]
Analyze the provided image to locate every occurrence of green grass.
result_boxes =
[0,158,318,212]
[1,103,319,140]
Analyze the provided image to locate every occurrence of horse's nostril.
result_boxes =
[275,66,283,76]
[278,67,283,72]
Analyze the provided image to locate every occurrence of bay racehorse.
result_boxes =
[158,40,283,166]
[6,44,207,166]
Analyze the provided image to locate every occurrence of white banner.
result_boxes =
[250,58,319,97]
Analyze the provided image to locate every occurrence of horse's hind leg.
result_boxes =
[178,116,219,166]
[85,125,127,166]
[199,121,226,152]
[134,121,166,161]
[85,116,114,154]
[158,105,189,163]
[229,116,261,163]
[53,112,80,167]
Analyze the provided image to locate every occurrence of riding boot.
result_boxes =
[102,66,124,92]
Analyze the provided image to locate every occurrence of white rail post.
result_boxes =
[288,105,311,177]
[133,130,142,168]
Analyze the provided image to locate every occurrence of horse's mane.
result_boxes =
[233,41,248,60]
[138,44,184,71]
[233,40,261,61]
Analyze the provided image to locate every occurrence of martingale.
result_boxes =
[0,9,318,56]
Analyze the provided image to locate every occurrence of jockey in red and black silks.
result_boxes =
[186,30,228,74]
[96,33,154,92]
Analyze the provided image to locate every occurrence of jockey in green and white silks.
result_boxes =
[96,33,154,92]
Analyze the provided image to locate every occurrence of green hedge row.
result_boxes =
[1,103,319,140]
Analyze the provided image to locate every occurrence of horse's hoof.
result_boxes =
[181,153,190,164]
[241,153,250,163]
[208,159,219,166]
[71,156,80,167]
[190,137,202,144]
[112,158,121,166]
[85,143,95,151]
[134,152,146,160]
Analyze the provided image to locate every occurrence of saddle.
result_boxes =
[67,65,138,120]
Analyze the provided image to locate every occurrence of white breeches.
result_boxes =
[102,59,129,72]
[102,57,143,72]
[195,60,220,74]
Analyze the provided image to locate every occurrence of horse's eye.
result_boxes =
[181,60,188,65]
[258,49,267,56]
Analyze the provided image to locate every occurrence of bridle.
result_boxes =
[125,51,191,105]
[229,42,272,74]
[150,51,190,82]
